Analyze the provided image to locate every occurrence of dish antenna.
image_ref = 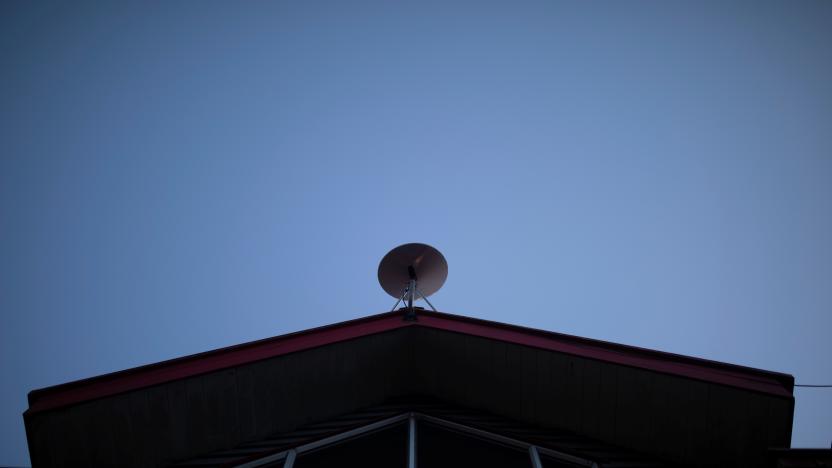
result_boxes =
[378,243,447,320]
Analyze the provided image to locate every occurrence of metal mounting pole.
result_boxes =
[282,449,296,468]
[403,279,418,321]
[529,446,543,468]
[407,413,417,468]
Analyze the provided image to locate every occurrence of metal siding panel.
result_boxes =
[183,375,210,456]
[422,328,441,398]
[579,358,602,440]
[283,352,305,428]
[633,368,657,449]
[536,351,558,430]
[546,350,569,431]
[323,338,350,416]
[165,378,190,461]
[649,373,687,463]
[41,409,73,468]
[745,391,774,468]
[45,411,69,468]
[143,385,174,464]
[504,343,523,420]
[595,361,619,443]
[202,368,240,449]
[464,333,492,411]
[300,345,328,424]
[370,335,396,398]
[530,348,549,428]
[127,387,157,467]
[448,329,470,403]
[24,413,52,468]
[409,327,429,395]
[248,358,280,436]
[614,365,638,449]
[402,327,418,395]
[235,364,258,442]
[520,345,538,423]
[436,328,456,401]
[562,354,584,431]
[706,384,746,467]
[612,368,669,464]
[767,397,794,449]
[364,334,384,405]
[681,379,710,466]
[54,398,121,467]
[488,339,509,418]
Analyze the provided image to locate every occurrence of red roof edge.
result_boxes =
[26,311,410,414]
[25,309,794,416]
[417,311,794,397]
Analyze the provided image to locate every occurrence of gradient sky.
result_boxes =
[2,1,831,465]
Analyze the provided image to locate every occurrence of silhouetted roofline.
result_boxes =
[26,309,794,415]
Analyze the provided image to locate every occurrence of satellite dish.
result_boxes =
[378,243,447,320]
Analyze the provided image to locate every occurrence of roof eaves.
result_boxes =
[26,310,409,414]
[25,309,794,416]
[417,311,794,398]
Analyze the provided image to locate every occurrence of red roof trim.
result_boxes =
[418,312,793,398]
[27,311,409,414]
[26,310,793,415]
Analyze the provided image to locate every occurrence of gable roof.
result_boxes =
[24,309,796,468]
[27,309,793,415]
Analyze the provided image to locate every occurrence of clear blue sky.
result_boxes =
[2,1,831,465]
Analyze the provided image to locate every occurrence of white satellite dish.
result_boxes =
[378,243,447,320]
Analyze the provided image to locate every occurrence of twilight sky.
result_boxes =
[1,1,831,465]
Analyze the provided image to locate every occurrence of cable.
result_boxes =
[794,384,832,388]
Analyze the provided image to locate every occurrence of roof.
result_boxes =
[24,308,796,468]
[27,309,794,415]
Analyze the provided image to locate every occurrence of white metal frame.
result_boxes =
[234,412,599,468]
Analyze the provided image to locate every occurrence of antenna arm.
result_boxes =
[415,287,437,312]
[389,287,408,312]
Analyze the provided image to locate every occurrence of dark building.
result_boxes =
[24,308,825,467]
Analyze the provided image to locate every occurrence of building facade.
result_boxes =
[24,309,803,467]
